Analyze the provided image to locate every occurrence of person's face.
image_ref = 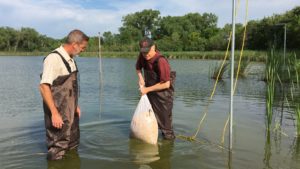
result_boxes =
[72,40,88,56]
[141,45,155,60]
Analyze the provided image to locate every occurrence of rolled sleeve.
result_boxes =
[40,54,59,85]
[158,58,171,83]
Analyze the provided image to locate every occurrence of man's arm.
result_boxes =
[40,83,64,129]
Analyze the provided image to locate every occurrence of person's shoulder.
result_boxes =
[44,51,61,63]
[157,55,168,64]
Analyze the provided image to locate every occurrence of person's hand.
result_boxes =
[76,106,81,118]
[140,86,148,95]
[52,113,64,129]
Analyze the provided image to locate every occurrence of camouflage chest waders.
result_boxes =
[42,51,79,160]
[144,55,176,139]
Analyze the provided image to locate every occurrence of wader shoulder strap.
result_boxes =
[41,51,70,78]
[51,51,72,74]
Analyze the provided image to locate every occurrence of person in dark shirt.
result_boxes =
[135,37,176,140]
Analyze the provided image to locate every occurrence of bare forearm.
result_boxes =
[136,69,145,86]
[39,84,59,115]
[144,81,170,93]
[136,70,143,80]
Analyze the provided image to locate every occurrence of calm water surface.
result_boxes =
[0,56,299,169]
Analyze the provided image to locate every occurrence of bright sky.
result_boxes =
[0,0,299,38]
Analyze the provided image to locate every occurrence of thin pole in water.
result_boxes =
[98,32,103,119]
[229,0,236,151]
[283,24,286,67]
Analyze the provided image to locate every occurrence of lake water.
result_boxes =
[0,56,299,169]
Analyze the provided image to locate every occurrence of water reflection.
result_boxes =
[263,130,272,169]
[129,139,174,169]
[47,149,80,169]
[227,151,232,169]
[291,136,300,168]
[129,139,160,165]
[149,140,174,169]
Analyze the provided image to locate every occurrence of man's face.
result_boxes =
[72,40,88,56]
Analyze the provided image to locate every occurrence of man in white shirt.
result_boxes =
[40,29,89,160]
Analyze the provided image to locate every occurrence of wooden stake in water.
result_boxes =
[98,32,103,119]
[229,0,236,151]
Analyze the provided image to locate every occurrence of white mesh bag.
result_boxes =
[130,95,158,144]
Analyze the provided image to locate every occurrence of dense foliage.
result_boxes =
[0,7,299,52]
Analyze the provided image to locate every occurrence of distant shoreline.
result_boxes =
[0,50,271,62]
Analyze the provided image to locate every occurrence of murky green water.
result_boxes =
[0,56,299,169]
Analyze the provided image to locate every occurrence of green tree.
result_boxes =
[120,9,161,39]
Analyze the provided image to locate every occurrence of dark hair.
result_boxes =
[66,29,89,44]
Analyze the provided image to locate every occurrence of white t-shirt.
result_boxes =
[40,46,77,85]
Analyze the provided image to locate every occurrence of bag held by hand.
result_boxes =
[130,95,158,144]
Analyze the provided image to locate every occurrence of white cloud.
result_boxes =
[0,0,299,38]
[0,0,122,38]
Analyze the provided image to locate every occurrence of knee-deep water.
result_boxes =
[0,56,299,169]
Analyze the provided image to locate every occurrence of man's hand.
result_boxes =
[52,113,64,129]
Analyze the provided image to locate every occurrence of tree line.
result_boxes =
[0,6,299,52]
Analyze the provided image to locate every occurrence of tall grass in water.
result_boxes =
[209,62,229,80]
[234,58,251,78]
[287,53,300,136]
[265,49,300,136]
[273,51,300,136]
[265,49,280,130]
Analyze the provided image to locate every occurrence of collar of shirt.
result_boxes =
[57,45,74,62]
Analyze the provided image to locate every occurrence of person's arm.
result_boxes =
[39,83,64,129]
[136,69,145,86]
[140,81,170,95]
[140,56,171,95]
[136,53,146,86]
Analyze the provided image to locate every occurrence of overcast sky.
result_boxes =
[0,0,299,38]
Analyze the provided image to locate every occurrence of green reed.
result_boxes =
[287,53,300,136]
[267,50,300,135]
[234,58,251,78]
[209,61,229,80]
[265,48,280,130]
